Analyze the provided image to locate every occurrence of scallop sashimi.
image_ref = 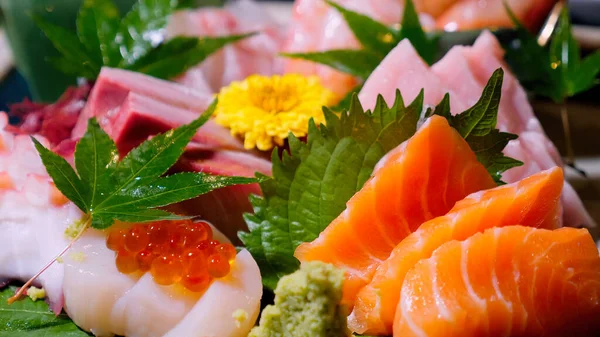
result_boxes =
[0,113,82,313]
[395,226,600,337]
[294,115,496,306]
[349,167,564,335]
[62,223,262,337]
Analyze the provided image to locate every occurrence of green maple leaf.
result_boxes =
[33,0,250,80]
[502,4,600,102]
[282,0,438,86]
[240,69,520,289]
[33,100,257,230]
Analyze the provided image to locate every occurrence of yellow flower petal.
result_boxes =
[214,74,336,151]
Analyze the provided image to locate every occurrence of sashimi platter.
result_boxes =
[2,0,600,336]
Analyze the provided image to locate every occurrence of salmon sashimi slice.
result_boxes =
[395,226,600,337]
[294,115,496,306]
[349,167,564,335]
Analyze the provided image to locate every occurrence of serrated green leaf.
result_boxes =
[325,0,396,55]
[31,138,88,212]
[431,69,522,183]
[127,34,252,79]
[0,287,91,337]
[74,118,119,209]
[332,83,364,111]
[467,131,523,184]
[117,0,178,67]
[240,92,422,288]
[241,71,521,287]
[549,6,580,98]
[449,68,503,137]
[397,0,438,65]
[32,14,101,79]
[102,172,257,210]
[282,49,381,80]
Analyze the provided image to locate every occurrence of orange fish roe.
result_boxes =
[106,220,236,292]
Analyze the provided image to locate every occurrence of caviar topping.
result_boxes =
[107,220,236,292]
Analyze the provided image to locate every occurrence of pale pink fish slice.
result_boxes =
[358,40,449,110]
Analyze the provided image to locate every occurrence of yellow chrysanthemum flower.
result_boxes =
[215,74,336,151]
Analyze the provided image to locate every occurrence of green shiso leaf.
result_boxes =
[34,100,258,230]
[34,0,249,81]
[430,69,523,183]
[240,70,522,288]
[0,287,91,336]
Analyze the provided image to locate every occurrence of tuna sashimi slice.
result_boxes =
[395,226,600,337]
[108,93,243,154]
[72,67,213,138]
[349,167,564,335]
[358,40,452,111]
[294,115,496,306]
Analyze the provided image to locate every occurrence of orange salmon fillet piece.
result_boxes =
[294,115,496,306]
[395,226,600,337]
[349,167,564,335]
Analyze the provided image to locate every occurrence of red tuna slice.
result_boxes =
[170,149,272,243]
[358,40,467,112]
[106,92,243,154]
[72,67,214,138]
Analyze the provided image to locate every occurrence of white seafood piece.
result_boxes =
[0,113,83,313]
[63,226,262,337]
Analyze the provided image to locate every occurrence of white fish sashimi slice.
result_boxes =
[63,226,261,337]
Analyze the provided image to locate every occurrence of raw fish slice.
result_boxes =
[0,114,82,313]
[72,68,213,138]
[283,0,434,98]
[294,115,496,306]
[349,167,564,335]
[63,226,262,337]
[464,32,593,227]
[435,0,557,31]
[107,92,243,154]
[167,0,286,92]
[395,226,600,337]
[358,40,463,111]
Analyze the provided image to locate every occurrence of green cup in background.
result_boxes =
[0,0,135,102]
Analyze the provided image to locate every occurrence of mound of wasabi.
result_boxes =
[249,261,350,337]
